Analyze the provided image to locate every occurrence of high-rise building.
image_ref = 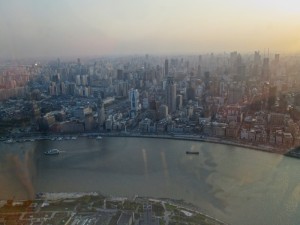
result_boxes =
[166,76,176,113]
[254,51,261,65]
[176,95,183,110]
[76,75,81,86]
[268,85,277,109]
[98,99,105,129]
[186,82,196,101]
[197,55,202,76]
[228,82,243,104]
[253,51,261,77]
[59,82,66,95]
[164,59,169,77]
[81,75,88,86]
[129,89,139,112]
[158,104,168,119]
[262,58,270,80]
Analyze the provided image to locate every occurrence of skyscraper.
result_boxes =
[262,58,270,80]
[164,59,169,77]
[176,94,183,110]
[166,76,176,113]
[254,51,261,65]
[129,88,139,112]
[98,99,105,130]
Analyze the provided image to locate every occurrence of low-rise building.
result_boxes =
[60,120,84,133]
[283,132,293,147]
[226,121,239,138]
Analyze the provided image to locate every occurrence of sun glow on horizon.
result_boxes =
[0,0,300,58]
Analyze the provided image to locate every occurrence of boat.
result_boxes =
[44,149,60,155]
[4,139,14,144]
[186,151,199,155]
[285,150,300,159]
[96,136,103,140]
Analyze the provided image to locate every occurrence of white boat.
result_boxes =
[4,139,14,144]
[44,149,60,155]
[96,136,103,140]
[71,136,77,140]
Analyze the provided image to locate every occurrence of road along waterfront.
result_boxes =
[0,137,300,225]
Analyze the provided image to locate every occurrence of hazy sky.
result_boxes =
[0,0,299,58]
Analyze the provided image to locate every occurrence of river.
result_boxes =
[0,137,300,225]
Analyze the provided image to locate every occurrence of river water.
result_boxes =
[0,137,300,225]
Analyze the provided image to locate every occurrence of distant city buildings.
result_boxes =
[166,76,176,113]
[1,52,300,151]
[129,88,139,117]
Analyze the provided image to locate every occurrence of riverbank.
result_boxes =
[1,192,228,225]
[1,131,291,157]
[99,132,286,156]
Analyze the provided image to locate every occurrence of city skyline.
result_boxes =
[1,0,300,59]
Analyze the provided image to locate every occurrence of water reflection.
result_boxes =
[0,138,300,225]
[0,144,37,199]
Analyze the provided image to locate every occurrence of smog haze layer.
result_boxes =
[1,0,300,58]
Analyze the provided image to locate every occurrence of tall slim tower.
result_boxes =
[129,89,139,112]
[98,99,105,129]
[166,76,176,113]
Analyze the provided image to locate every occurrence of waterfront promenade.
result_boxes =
[1,130,290,156]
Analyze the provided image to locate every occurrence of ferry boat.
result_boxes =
[44,149,60,155]
[186,151,199,155]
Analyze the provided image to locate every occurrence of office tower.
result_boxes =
[204,71,210,89]
[186,85,196,101]
[59,82,66,95]
[254,51,261,65]
[98,99,105,129]
[176,95,183,110]
[49,82,57,96]
[81,75,88,86]
[197,55,202,76]
[76,75,81,86]
[166,76,176,113]
[252,51,261,77]
[262,58,270,80]
[129,89,139,112]
[268,85,277,109]
[164,59,169,77]
[228,82,243,104]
